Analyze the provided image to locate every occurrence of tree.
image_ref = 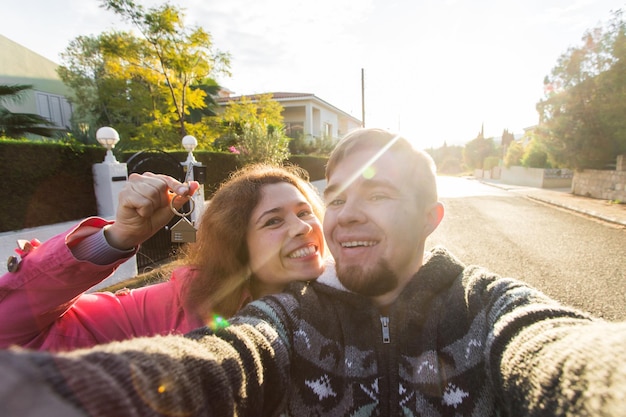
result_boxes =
[521,139,551,168]
[500,128,515,159]
[220,94,284,132]
[463,127,498,170]
[59,0,230,149]
[216,94,290,165]
[0,84,56,138]
[426,142,465,175]
[500,129,515,149]
[58,34,153,145]
[536,9,626,169]
[503,140,524,167]
[57,37,98,143]
[216,94,285,149]
[102,0,230,139]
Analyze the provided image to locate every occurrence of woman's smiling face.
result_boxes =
[246,182,325,297]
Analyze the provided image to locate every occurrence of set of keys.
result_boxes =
[169,195,197,243]
[169,162,197,243]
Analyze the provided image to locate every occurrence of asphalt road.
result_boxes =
[427,176,626,321]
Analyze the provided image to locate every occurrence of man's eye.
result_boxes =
[370,194,388,201]
[298,210,313,218]
[327,199,344,207]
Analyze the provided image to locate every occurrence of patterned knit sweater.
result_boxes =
[2,247,626,416]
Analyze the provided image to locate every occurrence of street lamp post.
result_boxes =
[180,135,205,226]
[182,134,198,165]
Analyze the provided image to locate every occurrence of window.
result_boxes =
[285,121,304,139]
[323,122,332,137]
[36,92,73,129]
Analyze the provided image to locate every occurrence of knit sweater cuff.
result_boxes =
[71,227,136,265]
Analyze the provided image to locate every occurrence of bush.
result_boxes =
[522,139,552,168]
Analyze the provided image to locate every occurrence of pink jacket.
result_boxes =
[0,219,245,352]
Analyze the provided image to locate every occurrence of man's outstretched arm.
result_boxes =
[0,320,289,417]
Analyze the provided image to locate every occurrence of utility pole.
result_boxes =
[361,68,365,127]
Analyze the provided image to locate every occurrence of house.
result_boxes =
[0,35,73,132]
[216,92,362,142]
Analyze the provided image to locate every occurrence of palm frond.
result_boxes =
[0,107,57,138]
[0,84,34,105]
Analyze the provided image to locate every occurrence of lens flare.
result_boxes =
[209,314,230,331]
[326,134,401,198]
[362,166,376,179]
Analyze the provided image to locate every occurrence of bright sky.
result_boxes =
[3,0,624,149]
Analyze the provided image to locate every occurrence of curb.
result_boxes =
[479,180,626,228]
[526,195,626,227]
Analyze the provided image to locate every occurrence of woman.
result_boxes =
[0,164,327,352]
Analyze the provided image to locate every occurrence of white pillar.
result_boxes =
[305,103,313,139]
[92,127,137,285]
[92,162,127,218]
[93,127,126,219]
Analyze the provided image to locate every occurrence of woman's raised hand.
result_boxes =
[104,173,199,250]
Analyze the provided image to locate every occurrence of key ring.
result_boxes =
[170,194,195,217]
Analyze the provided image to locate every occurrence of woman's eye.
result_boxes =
[264,218,282,227]
[370,194,387,201]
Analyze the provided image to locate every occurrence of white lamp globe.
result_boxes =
[182,135,198,152]
[96,126,120,164]
[96,127,120,150]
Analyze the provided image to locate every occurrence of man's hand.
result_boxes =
[104,173,200,250]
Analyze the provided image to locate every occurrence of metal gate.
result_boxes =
[126,150,187,272]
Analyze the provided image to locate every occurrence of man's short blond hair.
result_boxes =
[326,128,438,206]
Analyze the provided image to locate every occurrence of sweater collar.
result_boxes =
[313,246,465,302]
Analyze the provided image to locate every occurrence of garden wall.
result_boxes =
[572,155,626,202]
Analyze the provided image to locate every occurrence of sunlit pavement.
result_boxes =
[311,177,508,198]
[311,177,626,228]
[437,176,512,198]
[477,178,626,228]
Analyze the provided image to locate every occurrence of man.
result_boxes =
[2,128,626,416]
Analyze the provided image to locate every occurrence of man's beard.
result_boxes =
[336,259,398,297]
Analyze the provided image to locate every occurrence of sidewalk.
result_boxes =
[481,180,626,227]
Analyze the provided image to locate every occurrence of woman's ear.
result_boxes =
[423,202,444,237]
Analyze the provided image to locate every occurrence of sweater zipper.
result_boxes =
[380,316,390,343]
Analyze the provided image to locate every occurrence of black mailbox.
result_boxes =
[193,165,207,184]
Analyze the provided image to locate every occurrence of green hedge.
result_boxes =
[288,155,327,182]
[0,140,104,232]
[0,140,328,233]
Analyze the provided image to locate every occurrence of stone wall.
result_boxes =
[572,155,626,202]
[476,156,626,200]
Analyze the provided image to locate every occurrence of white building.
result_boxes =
[0,35,73,132]
[216,92,362,142]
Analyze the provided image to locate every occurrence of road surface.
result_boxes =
[428,176,626,320]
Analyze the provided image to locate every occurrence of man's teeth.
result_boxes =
[341,241,376,248]
[289,245,316,258]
